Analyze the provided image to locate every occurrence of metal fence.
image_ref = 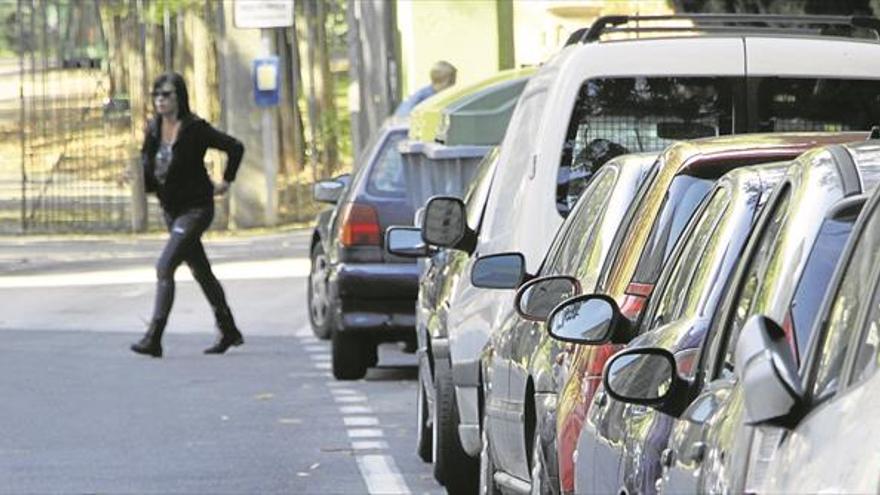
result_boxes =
[1,0,152,235]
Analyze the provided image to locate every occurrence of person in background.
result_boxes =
[130,72,245,358]
[394,60,457,116]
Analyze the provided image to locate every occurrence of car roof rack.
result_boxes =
[581,14,880,43]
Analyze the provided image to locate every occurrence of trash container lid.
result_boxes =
[436,76,531,146]
[407,67,536,144]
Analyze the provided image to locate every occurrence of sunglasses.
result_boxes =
[151,90,174,99]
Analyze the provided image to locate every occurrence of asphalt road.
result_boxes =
[0,229,441,494]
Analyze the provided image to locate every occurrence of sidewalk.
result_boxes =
[0,227,313,276]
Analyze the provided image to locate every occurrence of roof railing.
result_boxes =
[580,14,880,43]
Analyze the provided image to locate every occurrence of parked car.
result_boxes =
[421,14,880,495]
[545,132,863,494]
[751,153,880,494]
[473,152,657,495]
[596,138,880,494]
[555,161,788,495]
[309,117,416,379]
[388,147,501,488]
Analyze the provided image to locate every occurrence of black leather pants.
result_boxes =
[150,205,232,327]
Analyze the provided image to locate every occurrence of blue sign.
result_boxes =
[253,56,280,107]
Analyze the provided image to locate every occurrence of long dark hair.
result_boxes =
[151,72,192,119]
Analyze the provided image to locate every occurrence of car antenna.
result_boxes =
[870,125,880,140]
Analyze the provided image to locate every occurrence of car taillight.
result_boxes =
[338,202,381,247]
[674,348,700,380]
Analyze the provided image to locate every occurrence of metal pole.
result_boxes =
[260,30,279,226]
[18,0,27,233]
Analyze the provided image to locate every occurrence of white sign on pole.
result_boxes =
[233,0,295,29]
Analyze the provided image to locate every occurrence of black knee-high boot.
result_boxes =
[204,309,244,354]
[131,319,167,358]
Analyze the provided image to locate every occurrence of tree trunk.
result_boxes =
[315,0,339,176]
[280,26,307,175]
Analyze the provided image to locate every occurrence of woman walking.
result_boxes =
[130,72,245,358]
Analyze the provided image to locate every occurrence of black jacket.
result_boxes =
[141,114,244,212]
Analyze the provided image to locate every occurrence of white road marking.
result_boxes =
[351,440,389,451]
[304,344,325,352]
[356,455,411,495]
[347,428,384,439]
[334,395,367,403]
[0,258,310,288]
[330,388,357,396]
[344,416,380,427]
[293,325,313,337]
[314,347,411,494]
[340,405,373,414]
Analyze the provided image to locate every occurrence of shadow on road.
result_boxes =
[365,364,418,381]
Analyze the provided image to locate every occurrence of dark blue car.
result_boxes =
[309,118,419,380]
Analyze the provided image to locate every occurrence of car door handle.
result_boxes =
[630,405,649,417]
[595,391,608,408]
[661,448,675,468]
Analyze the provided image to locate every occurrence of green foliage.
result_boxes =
[144,0,203,24]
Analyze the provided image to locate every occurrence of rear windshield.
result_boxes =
[558,76,736,213]
[631,174,714,285]
[753,77,880,132]
[366,131,407,197]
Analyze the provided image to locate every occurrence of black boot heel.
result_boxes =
[203,332,243,354]
[130,320,166,358]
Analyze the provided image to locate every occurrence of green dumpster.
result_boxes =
[400,67,535,210]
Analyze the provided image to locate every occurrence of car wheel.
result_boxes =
[331,330,367,380]
[416,376,433,463]
[433,360,478,491]
[308,242,332,340]
[530,425,554,495]
[479,412,500,495]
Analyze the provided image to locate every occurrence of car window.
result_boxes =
[464,148,500,230]
[647,187,730,328]
[720,187,791,378]
[366,131,407,197]
[597,158,661,291]
[814,206,880,398]
[852,276,880,387]
[557,76,736,215]
[753,77,880,132]
[789,214,860,363]
[545,167,618,278]
[631,174,715,285]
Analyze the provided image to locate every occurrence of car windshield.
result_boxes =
[789,212,859,362]
[631,174,715,285]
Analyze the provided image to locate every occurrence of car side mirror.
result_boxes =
[313,178,346,204]
[385,226,433,258]
[546,294,632,345]
[471,252,527,289]
[603,347,691,417]
[737,315,803,426]
[515,275,582,321]
[422,196,476,253]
